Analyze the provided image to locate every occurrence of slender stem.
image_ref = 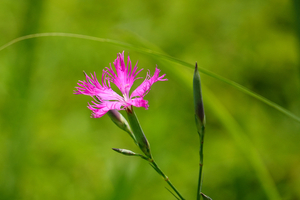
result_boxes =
[125,107,185,199]
[150,160,185,200]
[197,125,205,200]
[165,187,180,200]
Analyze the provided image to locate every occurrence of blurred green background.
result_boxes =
[1,0,300,199]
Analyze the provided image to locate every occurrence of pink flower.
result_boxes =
[75,51,167,118]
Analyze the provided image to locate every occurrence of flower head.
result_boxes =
[75,51,167,118]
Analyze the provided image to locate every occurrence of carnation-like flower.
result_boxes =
[75,51,167,118]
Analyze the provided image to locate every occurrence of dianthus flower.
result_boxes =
[75,51,167,118]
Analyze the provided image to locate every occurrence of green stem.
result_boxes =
[125,107,185,199]
[150,160,185,200]
[197,125,205,200]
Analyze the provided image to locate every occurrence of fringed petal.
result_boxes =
[128,98,149,109]
[130,66,167,99]
[106,52,143,98]
[88,101,124,118]
[75,72,123,101]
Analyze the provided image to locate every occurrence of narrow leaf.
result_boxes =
[201,192,213,200]
[165,187,180,200]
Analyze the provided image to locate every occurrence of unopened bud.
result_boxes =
[112,148,137,156]
[193,63,206,133]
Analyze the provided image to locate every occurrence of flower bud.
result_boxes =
[112,148,137,156]
[193,63,206,133]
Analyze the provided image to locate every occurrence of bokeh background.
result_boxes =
[1,0,300,199]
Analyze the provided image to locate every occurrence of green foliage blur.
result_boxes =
[1,0,300,199]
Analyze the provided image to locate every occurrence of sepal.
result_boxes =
[107,109,137,144]
[125,106,152,158]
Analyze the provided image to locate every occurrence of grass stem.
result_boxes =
[150,160,185,200]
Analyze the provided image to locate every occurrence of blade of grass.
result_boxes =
[0,33,299,123]
[165,187,180,200]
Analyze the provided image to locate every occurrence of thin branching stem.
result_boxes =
[149,159,185,200]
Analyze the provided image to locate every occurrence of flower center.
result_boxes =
[122,84,131,102]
